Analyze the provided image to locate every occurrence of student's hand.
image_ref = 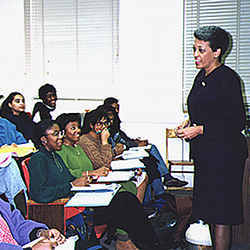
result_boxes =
[114,143,125,155]
[40,229,66,245]
[135,139,148,147]
[93,167,110,176]
[72,176,91,186]
[101,128,110,145]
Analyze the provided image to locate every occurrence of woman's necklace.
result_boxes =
[52,152,63,172]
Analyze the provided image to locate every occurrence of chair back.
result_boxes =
[21,157,31,193]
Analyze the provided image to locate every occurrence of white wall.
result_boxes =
[0,0,188,167]
[118,0,186,160]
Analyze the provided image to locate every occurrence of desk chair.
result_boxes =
[166,128,194,188]
[21,157,85,233]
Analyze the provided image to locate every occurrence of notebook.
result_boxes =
[65,183,121,207]
[111,159,145,170]
[96,171,135,182]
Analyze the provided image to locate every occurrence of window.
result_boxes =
[24,0,119,98]
[183,0,250,118]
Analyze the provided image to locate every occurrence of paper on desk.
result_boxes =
[121,149,149,160]
[71,183,119,192]
[97,171,135,182]
[66,184,121,207]
[111,159,145,170]
[22,235,78,250]
[128,145,152,151]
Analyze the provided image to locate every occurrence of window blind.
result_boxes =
[183,0,250,118]
[24,0,119,97]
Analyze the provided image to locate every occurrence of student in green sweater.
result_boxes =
[56,113,110,179]
[28,119,162,250]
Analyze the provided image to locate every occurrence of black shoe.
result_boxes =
[164,177,188,187]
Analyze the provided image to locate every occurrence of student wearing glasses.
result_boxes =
[28,119,162,250]
[28,119,89,203]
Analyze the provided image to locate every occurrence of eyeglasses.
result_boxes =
[96,121,110,127]
[46,130,65,138]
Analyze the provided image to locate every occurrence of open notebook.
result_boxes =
[111,158,145,170]
[115,145,151,160]
[96,171,135,182]
[66,183,121,207]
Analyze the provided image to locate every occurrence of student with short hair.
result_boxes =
[32,84,58,123]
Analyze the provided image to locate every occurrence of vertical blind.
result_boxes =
[183,0,250,118]
[24,0,119,97]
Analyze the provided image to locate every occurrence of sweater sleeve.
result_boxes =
[28,153,72,203]
[79,135,112,170]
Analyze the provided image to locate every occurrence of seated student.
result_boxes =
[32,84,58,123]
[55,113,110,179]
[28,120,88,203]
[103,97,188,188]
[100,104,166,201]
[28,119,162,250]
[77,106,148,203]
[0,197,65,250]
[0,92,36,143]
[0,117,28,215]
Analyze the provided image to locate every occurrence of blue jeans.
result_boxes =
[149,144,169,176]
[0,158,27,207]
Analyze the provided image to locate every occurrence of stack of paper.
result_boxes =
[111,159,145,170]
[96,171,135,182]
[66,184,121,207]
[121,148,149,160]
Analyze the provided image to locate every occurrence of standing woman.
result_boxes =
[0,92,35,142]
[176,26,248,250]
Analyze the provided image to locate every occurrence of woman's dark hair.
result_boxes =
[82,106,109,134]
[103,97,119,106]
[102,105,121,135]
[34,119,57,145]
[38,83,57,100]
[56,113,81,131]
[194,26,230,62]
[0,92,24,116]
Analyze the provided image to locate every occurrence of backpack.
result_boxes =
[143,192,178,247]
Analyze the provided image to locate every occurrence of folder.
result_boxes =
[65,184,121,207]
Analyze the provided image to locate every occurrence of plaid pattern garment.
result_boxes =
[0,214,18,245]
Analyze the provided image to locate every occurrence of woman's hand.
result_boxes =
[101,128,110,145]
[32,229,66,249]
[114,143,125,155]
[92,167,110,176]
[72,176,91,186]
[40,229,66,245]
[135,139,148,147]
[176,125,203,140]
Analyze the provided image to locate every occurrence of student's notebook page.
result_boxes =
[118,147,150,160]
[97,171,135,182]
[111,159,145,170]
[66,183,121,207]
